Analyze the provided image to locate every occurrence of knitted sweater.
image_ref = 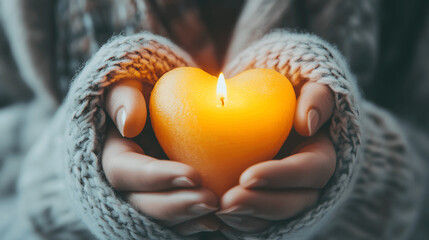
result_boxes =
[0,0,428,239]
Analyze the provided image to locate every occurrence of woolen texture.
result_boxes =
[62,30,422,239]
[65,32,195,240]
[0,0,428,239]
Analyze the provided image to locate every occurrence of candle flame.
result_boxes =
[217,73,227,106]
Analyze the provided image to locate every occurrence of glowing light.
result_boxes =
[217,73,227,106]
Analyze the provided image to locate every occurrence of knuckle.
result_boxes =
[102,157,122,189]
[314,169,332,189]
[316,178,328,189]
[161,206,181,221]
[306,191,320,207]
[316,154,336,189]
[136,200,178,221]
[221,187,244,207]
[181,164,198,178]
[140,159,157,176]
[305,82,334,114]
[196,188,217,204]
[320,85,335,112]
[311,82,333,98]
[105,166,123,189]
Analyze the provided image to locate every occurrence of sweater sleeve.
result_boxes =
[19,32,203,240]
[221,31,426,240]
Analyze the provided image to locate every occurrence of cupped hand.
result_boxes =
[217,81,336,233]
[102,79,220,236]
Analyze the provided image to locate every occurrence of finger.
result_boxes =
[216,214,270,233]
[219,186,319,221]
[103,129,202,191]
[294,82,334,136]
[105,79,147,138]
[173,216,220,236]
[127,188,218,224]
[240,130,336,189]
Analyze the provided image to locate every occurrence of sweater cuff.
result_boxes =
[223,30,362,239]
[315,101,426,239]
[64,32,196,240]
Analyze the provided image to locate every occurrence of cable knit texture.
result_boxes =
[62,29,424,240]
[311,102,424,240]
[222,31,362,239]
[65,30,364,239]
[65,32,197,240]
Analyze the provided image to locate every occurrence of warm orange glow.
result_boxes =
[217,73,227,106]
[150,67,296,196]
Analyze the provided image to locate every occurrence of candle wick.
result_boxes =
[220,97,225,106]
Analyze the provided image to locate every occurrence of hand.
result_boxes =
[101,79,220,236]
[216,82,336,233]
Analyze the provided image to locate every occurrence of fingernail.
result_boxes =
[172,177,195,188]
[116,107,127,137]
[216,205,254,215]
[217,215,243,225]
[242,178,268,189]
[307,109,319,136]
[188,203,218,215]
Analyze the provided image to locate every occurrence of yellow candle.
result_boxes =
[150,67,296,196]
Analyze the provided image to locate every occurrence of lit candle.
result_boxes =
[217,73,227,106]
[150,67,296,196]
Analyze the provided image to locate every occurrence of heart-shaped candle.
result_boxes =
[150,67,296,196]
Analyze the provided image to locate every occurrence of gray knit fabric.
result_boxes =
[58,29,362,239]
[0,0,428,239]
[223,31,364,239]
[59,29,425,240]
[65,32,197,240]
[312,102,425,240]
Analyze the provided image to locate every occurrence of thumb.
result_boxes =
[105,79,147,138]
[294,82,334,137]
